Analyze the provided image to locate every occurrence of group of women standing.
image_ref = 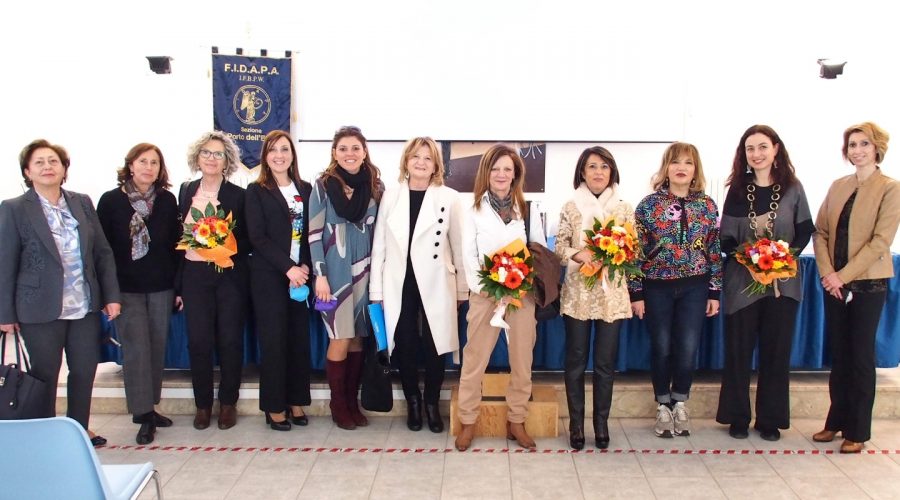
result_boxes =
[0,121,896,455]
[553,122,897,455]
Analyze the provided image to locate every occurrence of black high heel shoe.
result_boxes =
[288,407,308,426]
[265,412,291,431]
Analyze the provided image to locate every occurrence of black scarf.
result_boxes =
[326,166,372,222]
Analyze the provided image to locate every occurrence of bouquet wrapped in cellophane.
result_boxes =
[580,216,642,290]
[176,202,237,271]
[477,238,534,328]
[733,237,797,296]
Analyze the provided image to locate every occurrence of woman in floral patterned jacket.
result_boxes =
[629,142,722,440]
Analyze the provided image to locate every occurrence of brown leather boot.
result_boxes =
[345,351,369,427]
[507,421,536,450]
[455,423,476,451]
[193,407,211,430]
[840,440,864,453]
[326,359,357,430]
[813,429,838,442]
[218,404,237,430]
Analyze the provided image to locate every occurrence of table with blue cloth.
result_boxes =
[101,255,900,371]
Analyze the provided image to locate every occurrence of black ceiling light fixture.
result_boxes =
[146,56,173,74]
[818,59,846,79]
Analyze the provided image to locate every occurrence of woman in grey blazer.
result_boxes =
[0,139,121,446]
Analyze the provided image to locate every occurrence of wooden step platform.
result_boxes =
[63,366,900,423]
[448,374,558,437]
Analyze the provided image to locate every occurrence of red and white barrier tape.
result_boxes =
[99,445,897,455]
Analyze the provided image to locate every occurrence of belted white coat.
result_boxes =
[369,183,468,356]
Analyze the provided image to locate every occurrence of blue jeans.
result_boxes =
[643,280,708,404]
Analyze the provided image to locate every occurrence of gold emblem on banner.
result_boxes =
[232,85,271,125]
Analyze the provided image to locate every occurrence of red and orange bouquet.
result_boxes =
[177,202,237,271]
[477,239,534,328]
[733,238,798,295]
[580,216,642,289]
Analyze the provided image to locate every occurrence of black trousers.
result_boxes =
[716,297,797,430]
[823,290,886,442]
[19,315,100,430]
[181,261,247,409]
[563,315,622,429]
[252,269,312,412]
[394,269,445,404]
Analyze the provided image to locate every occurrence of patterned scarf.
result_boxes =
[124,180,156,260]
[488,191,514,224]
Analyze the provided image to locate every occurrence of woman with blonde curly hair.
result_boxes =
[177,130,250,431]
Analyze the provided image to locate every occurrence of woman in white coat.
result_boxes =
[370,137,467,432]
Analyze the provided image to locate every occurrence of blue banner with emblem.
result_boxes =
[212,54,291,167]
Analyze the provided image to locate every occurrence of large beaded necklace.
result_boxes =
[746,183,781,238]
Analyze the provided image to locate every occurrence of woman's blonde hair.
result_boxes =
[650,142,707,193]
[186,130,242,179]
[843,122,890,164]
[398,137,444,185]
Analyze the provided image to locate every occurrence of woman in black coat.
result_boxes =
[177,131,250,431]
[245,130,313,430]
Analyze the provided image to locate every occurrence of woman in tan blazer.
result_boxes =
[812,122,900,453]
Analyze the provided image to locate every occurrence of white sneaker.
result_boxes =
[673,402,690,436]
[654,404,674,438]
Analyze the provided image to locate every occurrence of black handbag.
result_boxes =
[0,331,48,420]
[360,336,393,412]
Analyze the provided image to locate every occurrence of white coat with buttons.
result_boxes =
[370,183,468,356]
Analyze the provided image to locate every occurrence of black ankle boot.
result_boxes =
[594,420,610,449]
[425,403,444,433]
[569,424,585,450]
[406,395,423,431]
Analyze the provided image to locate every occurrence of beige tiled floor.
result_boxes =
[83,413,900,500]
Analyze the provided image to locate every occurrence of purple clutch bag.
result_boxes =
[313,297,338,312]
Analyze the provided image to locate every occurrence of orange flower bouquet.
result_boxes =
[477,239,534,328]
[581,216,642,290]
[733,238,798,296]
[177,202,237,271]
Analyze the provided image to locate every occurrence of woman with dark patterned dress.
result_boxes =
[309,126,383,430]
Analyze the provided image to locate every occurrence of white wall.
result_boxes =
[2,0,898,251]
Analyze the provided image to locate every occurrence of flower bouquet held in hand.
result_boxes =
[176,202,237,271]
[580,216,642,290]
[477,239,534,329]
[733,238,797,296]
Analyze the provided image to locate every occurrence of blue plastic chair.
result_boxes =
[0,417,162,499]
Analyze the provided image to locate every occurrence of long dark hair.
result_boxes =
[320,125,382,202]
[256,130,302,189]
[727,125,799,188]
